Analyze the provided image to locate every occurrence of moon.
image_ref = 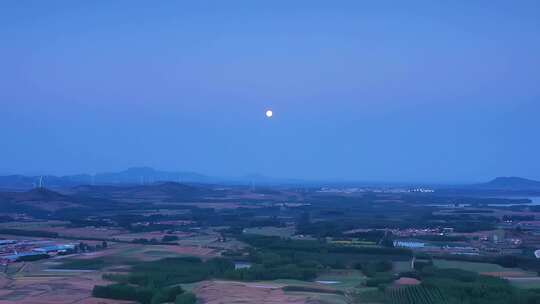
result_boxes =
[265,110,273,118]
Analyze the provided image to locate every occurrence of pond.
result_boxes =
[234,261,252,270]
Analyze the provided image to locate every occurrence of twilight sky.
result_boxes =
[1,1,539,183]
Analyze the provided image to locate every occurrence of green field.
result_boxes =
[508,277,540,289]
[393,261,413,273]
[433,259,532,274]
[0,220,66,229]
[314,270,367,290]
[276,269,369,292]
[57,256,133,270]
[242,226,296,238]
[270,270,372,304]
[285,292,348,304]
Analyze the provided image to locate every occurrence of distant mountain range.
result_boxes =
[0,167,215,190]
[471,177,540,191]
[433,176,540,196]
[1,167,539,193]
[0,167,307,190]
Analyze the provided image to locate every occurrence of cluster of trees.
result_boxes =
[352,260,395,287]
[94,257,225,303]
[422,213,499,233]
[76,241,108,252]
[413,235,467,242]
[239,235,411,257]
[109,253,318,285]
[503,214,535,221]
[493,255,540,274]
[191,207,285,229]
[132,238,161,244]
[102,257,231,287]
[419,266,540,304]
[354,260,393,277]
[161,235,179,242]
[296,218,346,237]
[225,263,317,281]
[365,275,395,287]
[358,264,540,304]
[452,209,494,214]
[16,253,50,262]
[223,249,322,281]
[63,205,286,236]
[68,218,115,228]
[222,235,411,281]
[59,258,107,270]
[345,230,388,242]
[294,201,504,237]
[0,228,58,238]
[132,237,183,245]
[92,284,196,304]
[435,254,540,274]
[0,215,14,222]
[95,243,371,304]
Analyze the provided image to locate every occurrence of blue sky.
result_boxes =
[1,1,539,182]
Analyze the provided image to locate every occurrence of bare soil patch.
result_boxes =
[393,277,421,286]
[195,280,307,304]
[0,272,131,304]
[132,244,218,260]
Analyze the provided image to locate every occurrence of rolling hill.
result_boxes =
[473,177,540,191]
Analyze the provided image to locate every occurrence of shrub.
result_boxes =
[162,235,179,242]
[175,292,197,304]
[365,274,395,287]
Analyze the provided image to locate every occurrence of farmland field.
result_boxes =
[313,270,366,290]
[386,285,446,304]
[193,280,307,304]
[433,259,536,278]
[243,226,296,238]
[393,261,413,273]
[0,261,129,304]
[2,172,540,304]
[507,277,540,289]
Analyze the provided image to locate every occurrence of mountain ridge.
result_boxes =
[474,176,540,191]
[1,168,539,192]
